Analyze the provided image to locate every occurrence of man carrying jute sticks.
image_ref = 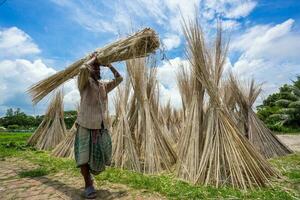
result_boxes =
[75,53,123,199]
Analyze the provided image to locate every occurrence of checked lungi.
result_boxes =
[74,125,112,175]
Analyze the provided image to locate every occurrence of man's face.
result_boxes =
[92,66,101,80]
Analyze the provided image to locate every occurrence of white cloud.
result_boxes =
[51,0,117,33]
[50,0,254,36]
[204,0,257,19]
[134,0,168,24]
[0,58,84,115]
[157,57,190,108]
[221,19,240,30]
[164,0,201,32]
[232,19,296,60]
[113,5,133,34]
[0,27,50,115]
[157,57,189,88]
[63,79,80,111]
[231,19,300,103]
[162,34,181,50]
[0,59,56,115]
[225,1,257,18]
[203,8,216,20]
[0,27,40,58]
[159,82,182,109]
[0,26,79,115]
[116,0,200,32]
[231,24,270,51]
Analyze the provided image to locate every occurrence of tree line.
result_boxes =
[0,108,77,131]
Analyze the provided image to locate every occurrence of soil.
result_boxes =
[277,134,300,152]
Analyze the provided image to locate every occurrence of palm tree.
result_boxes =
[270,76,300,127]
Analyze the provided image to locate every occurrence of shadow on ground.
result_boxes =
[35,176,128,199]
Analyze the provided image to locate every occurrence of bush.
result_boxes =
[268,124,300,133]
[289,101,300,109]
[257,106,280,121]
[275,99,291,107]
[7,124,19,130]
[266,114,287,125]
[277,108,298,115]
[0,126,6,131]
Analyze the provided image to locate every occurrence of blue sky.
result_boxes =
[0,0,300,116]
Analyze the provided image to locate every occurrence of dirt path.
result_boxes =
[0,158,165,200]
[277,134,300,152]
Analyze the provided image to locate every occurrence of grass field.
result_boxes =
[0,132,299,199]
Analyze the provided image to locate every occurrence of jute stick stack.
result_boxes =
[51,123,77,159]
[181,17,279,189]
[176,30,206,182]
[27,90,67,150]
[229,75,293,158]
[127,58,177,174]
[28,28,160,104]
[112,79,141,172]
[160,101,181,144]
[176,95,204,182]
[176,66,194,118]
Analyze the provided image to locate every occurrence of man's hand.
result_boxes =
[89,51,98,59]
[86,54,98,68]
[87,52,101,68]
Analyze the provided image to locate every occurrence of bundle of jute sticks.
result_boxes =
[28,28,159,104]
[51,123,77,159]
[175,17,280,189]
[27,90,67,150]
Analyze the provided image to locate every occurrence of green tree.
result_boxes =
[5,108,13,117]
[0,108,78,130]
[64,110,77,129]
[0,108,37,129]
[257,76,300,132]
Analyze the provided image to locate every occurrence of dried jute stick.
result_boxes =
[28,28,160,104]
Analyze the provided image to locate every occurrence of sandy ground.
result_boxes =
[277,134,300,152]
[0,158,165,200]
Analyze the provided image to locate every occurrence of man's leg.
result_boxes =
[80,164,93,188]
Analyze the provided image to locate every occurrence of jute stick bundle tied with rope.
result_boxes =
[28,28,160,104]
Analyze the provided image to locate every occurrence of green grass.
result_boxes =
[0,132,299,199]
[18,167,49,178]
[96,168,297,200]
[0,132,32,143]
[270,153,300,179]
[270,154,300,194]
[0,132,34,158]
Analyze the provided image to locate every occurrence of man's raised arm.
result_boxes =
[104,64,123,93]
[77,57,95,91]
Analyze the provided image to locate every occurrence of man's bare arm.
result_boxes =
[77,57,97,91]
[105,64,123,93]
